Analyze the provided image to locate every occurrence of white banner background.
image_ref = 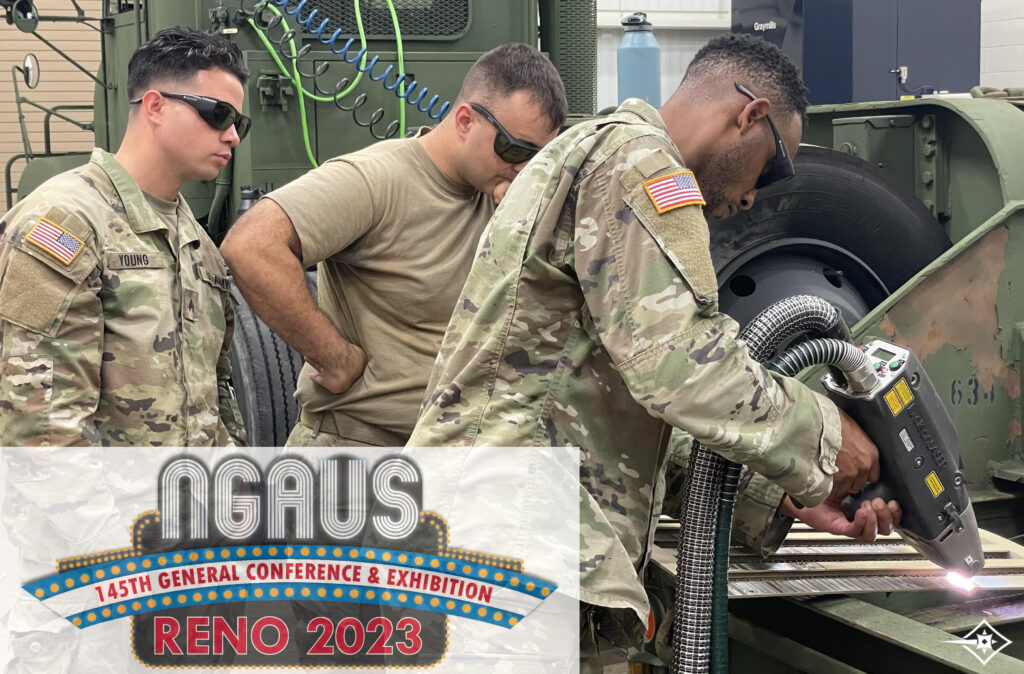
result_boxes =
[0,446,580,673]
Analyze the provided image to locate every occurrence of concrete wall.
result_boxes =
[981,0,1024,88]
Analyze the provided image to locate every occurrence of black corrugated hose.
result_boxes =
[674,296,845,674]
[767,338,868,379]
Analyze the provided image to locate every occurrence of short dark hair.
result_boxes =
[457,43,567,131]
[685,34,809,120]
[127,26,249,100]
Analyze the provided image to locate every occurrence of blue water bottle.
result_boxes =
[617,12,661,106]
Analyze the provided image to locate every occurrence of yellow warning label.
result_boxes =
[925,471,945,498]
[895,378,914,406]
[884,390,904,416]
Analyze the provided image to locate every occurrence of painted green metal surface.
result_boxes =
[801,98,1024,505]
[18,0,545,221]
[729,596,1024,673]
[807,98,1024,243]
[822,203,1024,502]
[16,152,91,196]
[729,615,867,674]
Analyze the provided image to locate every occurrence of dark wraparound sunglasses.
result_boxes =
[734,82,795,189]
[129,91,252,141]
[470,103,542,164]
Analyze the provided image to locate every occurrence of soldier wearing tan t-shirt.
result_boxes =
[221,44,566,446]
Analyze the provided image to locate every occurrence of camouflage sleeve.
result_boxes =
[663,429,792,557]
[0,209,103,446]
[572,136,842,508]
[730,469,793,556]
[216,298,246,446]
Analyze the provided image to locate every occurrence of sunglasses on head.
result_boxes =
[470,103,542,164]
[129,91,252,141]
[734,82,795,189]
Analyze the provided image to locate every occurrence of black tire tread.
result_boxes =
[711,145,950,290]
[227,273,319,447]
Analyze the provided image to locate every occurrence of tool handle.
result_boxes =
[841,482,897,521]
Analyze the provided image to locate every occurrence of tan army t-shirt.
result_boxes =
[267,131,494,445]
[143,191,179,242]
[143,191,181,321]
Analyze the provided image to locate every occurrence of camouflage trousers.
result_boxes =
[581,601,666,672]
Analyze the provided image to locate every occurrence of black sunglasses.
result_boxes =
[470,103,542,164]
[734,82,794,189]
[129,91,251,141]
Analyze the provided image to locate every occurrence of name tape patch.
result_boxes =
[106,252,167,270]
[200,266,232,291]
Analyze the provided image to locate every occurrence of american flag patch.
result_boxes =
[643,170,705,214]
[25,217,84,265]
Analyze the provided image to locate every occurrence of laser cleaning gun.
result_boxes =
[822,338,984,577]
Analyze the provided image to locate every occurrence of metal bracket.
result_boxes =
[915,113,946,218]
[257,73,294,112]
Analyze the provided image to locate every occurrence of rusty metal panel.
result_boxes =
[840,204,1024,500]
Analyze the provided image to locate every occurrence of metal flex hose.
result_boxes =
[673,443,726,673]
[674,296,842,674]
[767,338,876,392]
[739,294,847,362]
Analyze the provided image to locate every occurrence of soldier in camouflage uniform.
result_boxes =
[408,34,899,636]
[0,27,248,446]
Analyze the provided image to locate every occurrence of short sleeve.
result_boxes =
[265,158,376,267]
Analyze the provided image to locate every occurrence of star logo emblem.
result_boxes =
[944,619,1012,665]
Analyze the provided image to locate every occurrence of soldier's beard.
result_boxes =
[698,137,758,219]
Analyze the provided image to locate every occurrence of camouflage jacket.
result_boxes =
[0,149,245,446]
[408,100,842,620]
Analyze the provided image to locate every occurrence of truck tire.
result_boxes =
[228,273,317,447]
[711,145,950,327]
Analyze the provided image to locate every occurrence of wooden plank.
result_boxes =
[979,528,1024,556]
[728,546,1012,562]
[729,557,1024,579]
[652,523,1024,600]
[781,531,904,543]
[0,122,92,131]
[0,0,101,198]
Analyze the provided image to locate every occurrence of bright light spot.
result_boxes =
[946,571,977,593]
